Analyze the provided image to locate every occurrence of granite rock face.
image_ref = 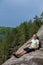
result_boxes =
[2,25,43,65]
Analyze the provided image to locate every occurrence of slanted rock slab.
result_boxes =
[2,25,43,65]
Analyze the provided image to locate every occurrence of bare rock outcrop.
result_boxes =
[2,25,43,65]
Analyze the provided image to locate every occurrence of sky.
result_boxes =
[0,0,43,27]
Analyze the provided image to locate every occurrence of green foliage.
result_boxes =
[0,12,43,65]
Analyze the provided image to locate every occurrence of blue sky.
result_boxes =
[0,0,43,27]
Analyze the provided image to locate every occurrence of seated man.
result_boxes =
[13,34,39,58]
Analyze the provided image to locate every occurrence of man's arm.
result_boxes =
[37,40,39,48]
[37,44,39,48]
[26,41,32,46]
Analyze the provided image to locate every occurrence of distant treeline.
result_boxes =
[0,12,43,65]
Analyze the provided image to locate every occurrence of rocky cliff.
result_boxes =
[2,25,43,65]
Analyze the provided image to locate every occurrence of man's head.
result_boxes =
[33,34,38,39]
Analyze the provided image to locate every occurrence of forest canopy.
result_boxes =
[0,12,43,65]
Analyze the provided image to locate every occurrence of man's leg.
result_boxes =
[13,49,27,58]
[16,49,27,56]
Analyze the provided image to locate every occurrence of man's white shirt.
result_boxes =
[30,39,39,48]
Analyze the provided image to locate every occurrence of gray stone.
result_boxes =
[2,25,43,65]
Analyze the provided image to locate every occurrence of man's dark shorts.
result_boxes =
[23,47,35,53]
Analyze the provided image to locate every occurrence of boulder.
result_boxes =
[2,25,43,65]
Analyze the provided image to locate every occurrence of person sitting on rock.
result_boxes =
[13,34,39,58]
